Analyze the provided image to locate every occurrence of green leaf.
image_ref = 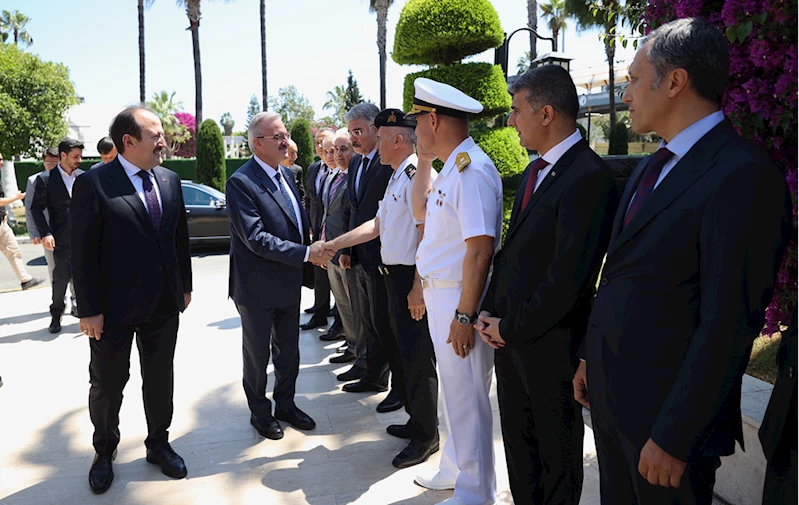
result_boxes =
[622,38,628,49]
[592,8,599,17]
[726,26,738,42]
[737,21,753,42]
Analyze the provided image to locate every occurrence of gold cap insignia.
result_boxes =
[387,111,397,123]
[456,152,471,173]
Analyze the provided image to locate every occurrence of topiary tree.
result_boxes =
[608,121,629,155]
[195,119,226,192]
[291,118,314,169]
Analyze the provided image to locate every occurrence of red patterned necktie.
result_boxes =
[520,158,550,210]
[136,170,162,235]
[623,147,674,228]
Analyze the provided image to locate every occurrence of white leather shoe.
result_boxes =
[414,469,456,490]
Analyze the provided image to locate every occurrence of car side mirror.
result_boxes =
[213,199,226,209]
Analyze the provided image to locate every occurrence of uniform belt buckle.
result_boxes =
[378,265,388,276]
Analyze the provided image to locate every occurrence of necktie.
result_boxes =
[519,158,550,210]
[623,147,674,228]
[320,172,346,241]
[357,157,370,194]
[136,170,162,235]
[274,170,299,228]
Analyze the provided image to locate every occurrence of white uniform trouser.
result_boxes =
[424,286,496,505]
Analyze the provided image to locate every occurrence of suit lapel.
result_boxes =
[357,155,378,202]
[253,163,298,229]
[107,161,154,237]
[607,156,648,248]
[49,168,70,201]
[153,166,173,238]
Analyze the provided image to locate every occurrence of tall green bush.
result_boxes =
[608,121,629,155]
[195,119,226,192]
[291,118,314,169]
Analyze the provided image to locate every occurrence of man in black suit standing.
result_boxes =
[279,138,305,202]
[301,128,334,328]
[477,65,619,504]
[227,111,332,441]
[760,309,797,504]
[340,103,404,415]
[572,18,793,505]
[32,138,85,334]
[71,107,194,494]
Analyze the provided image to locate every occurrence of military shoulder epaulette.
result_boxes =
[455,152,471,173]
[404,164,416,180]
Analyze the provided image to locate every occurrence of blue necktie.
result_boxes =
[136,170,162,235]
[274,170,299,227]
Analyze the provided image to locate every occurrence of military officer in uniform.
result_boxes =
[408,78,502,505]
[324,108,440,470]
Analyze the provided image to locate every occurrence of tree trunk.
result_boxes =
[606,28,616,130]
[376,3,388,110]
[186,0,203,127]
[552,27,559,52]
[528,0,538,59]
[260,0,268,112]
[138,0,146,104]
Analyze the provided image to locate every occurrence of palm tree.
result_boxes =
[369,0,393,110]
[540,0,568,52]
[260,0,267,112]
[138,0,155,105]
[527,0,538,60]
[0,10,34,47]
[323,85,347,127]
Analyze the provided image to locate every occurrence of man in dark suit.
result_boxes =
[32,138,85,334]
[477,65,620,504]
[90,136,118,169]
[71,107,194,494]
[279,138,305,202]
[227,111,332,442]
[301,128,335,328]
[340,103,404,414]
[760,309,797,504]
[571,18,793,504]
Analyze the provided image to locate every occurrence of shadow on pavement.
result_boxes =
[26,255,47,267]
[0,321,80,344]
[207,317,241,330]
[0,310,50,326]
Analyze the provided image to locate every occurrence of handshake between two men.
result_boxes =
[306,238,351,269]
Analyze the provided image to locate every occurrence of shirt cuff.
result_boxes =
[304,246,310,262]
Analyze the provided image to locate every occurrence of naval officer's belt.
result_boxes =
[420,277,462,290]
[377,264,414,276]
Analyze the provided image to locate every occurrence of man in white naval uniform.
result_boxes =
[408,78,503,505]
[324,108,440,470]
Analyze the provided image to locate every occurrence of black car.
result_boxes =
[180,181,229,245]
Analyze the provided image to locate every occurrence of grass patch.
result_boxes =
[747,333,781,384]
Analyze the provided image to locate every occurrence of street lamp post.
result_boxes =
[494,27,572,82]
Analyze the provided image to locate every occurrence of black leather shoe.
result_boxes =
[275,407,316,431]
[251,414,283,440]
[392,439,439,469]
[343,379,388,393]
[336,366,366,382]
[300,317,328,331]
[319,325,345,341]
[376,394,404,413]
[48,315,61,334]
[146,442,187,479]
[387,423,415,439]
[337,343,348,352]
[329,352,356,364]
[303,307,315,314]
[88,453,114,494]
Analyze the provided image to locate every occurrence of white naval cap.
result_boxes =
[405,77,484,119]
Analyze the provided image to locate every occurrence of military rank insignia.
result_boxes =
[387,111,397,123]
[456,152,471,172]
[435,189,446,207]
[405,164,416,180]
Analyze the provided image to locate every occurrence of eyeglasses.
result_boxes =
[257,133,291,142]
[349,128,366,137]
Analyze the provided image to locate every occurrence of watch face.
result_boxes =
[456,314,471,325]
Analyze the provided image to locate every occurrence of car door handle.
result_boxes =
[185,209,191,214]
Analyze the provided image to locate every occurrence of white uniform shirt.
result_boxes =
[57,165,84,197]
[119,154,163,208]
[377,154,438,266]
[416,137,503,282]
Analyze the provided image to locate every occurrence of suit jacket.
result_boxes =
[24,172,46,240]
[70,159,192,326]
[227,157,311,309]
[585,120,793,462]
[347,153,392,267]
[31,168,81,251]
[304,160,327,239]
[760,308,798,461]
[482,140,619,381]
[285,163,305,203]
[321,170,351,264]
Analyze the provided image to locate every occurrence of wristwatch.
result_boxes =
[454,309,477,326]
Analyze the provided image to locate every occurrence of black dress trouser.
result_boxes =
[311,264,331,318]
[352,263,397,388]
[50,247,71,316]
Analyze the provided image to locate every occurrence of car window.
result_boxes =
[182,186,214,206]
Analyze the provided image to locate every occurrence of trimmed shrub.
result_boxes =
[471,126,528,190]
[393,0,504,66]
[195,119,227,192]
[608,121,629,155]
[403,63,511,121]
[161,159,199,180]
[291,118,314,169]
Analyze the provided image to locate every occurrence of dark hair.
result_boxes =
[42,147,59,159]
[96,136,116,155]
[110,106,150,154]
[643,17,729,105]
[508,65,579,121]
[58,138,85,157]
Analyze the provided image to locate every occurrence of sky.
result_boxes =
[7,0,638,153]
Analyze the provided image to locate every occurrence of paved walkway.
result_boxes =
[0,254,606,505]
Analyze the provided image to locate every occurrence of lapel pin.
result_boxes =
[551,171,557,176]
[162,178,167,182]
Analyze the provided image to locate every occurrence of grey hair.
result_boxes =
[345,102,379,125]
[642,17,729,105]
[248,111,282,146]
[508,64,578,121]
[315,127,334,141]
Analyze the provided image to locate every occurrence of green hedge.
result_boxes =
[608,121,629,155]
[195,119,227,192]
[472,126,528,190]
[403,63,511,121]
[393,0,504,65]
[291,118,314,169]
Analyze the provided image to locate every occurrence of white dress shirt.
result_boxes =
[355,148,377,194]
[119,154,163,209]
[533,129,583,192]
[253,155,310,261]
[315,162,328,194]
[57,165,84,198]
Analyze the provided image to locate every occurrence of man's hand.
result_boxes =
[309,241,335,266]
[15,191,25,201]
[323,239,339,252]
[416,145,437,165]
[80,314,104,340]
[41,235,55,251]
[572,360,590,408]
[638,438,687,488]
[447,318,475,358]
[32,237,41,245]
[407,281,425,321]
[184,292,192,309]
[339,254,351,270]
[475,311,504,349]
